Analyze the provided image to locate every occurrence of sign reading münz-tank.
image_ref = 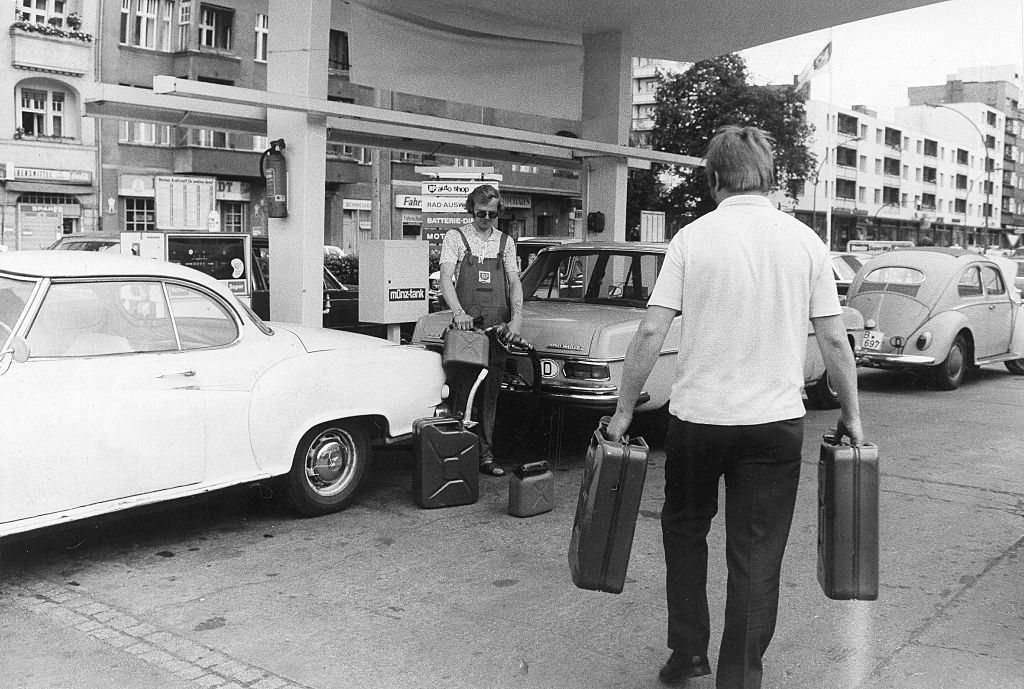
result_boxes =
[420,176,501,246]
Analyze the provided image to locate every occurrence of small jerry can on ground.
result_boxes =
[508,460,555,517]
[818,430,880,601]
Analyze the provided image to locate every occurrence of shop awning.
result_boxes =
[3,181,94,195]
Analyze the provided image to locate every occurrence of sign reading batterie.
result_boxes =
[420,180,499,246]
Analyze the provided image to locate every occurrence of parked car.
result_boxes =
[0,251,445,539]
[412,242,864,412]
[848,248,1024,389]
[831,251,866,305]
[1009,256,1024,298]
[48,233,122,252]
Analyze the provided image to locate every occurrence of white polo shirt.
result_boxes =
[647,195,842,425]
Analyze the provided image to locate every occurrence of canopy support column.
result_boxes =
[581,31,633,242]
[267,0,329,326]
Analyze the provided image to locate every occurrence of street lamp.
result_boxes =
[811,135,861,249]
[924,103,993,242]
[872,201,900,241]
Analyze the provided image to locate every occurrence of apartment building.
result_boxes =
[88,0,583,253]
[908,66,1024,243]
[792,99,1007,249]
[630,57,689,148]
[1,0,99,250]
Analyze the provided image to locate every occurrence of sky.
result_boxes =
[739,0,1024,119]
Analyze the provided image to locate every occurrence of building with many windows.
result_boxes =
[1,0,99,250]
[86,0,586,252]
[789,97,1009,250]
[630,57,689,148]
[907,66,1024,244]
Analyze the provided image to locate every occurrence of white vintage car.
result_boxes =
[0,252,445,539]
[413,242,864,413]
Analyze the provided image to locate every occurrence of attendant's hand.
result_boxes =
[453,313,473,330]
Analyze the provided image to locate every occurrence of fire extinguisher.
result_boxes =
[260,138,288,218]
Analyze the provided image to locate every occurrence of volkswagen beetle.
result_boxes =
[848,248,1024,389]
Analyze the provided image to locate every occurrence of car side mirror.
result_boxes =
[0,335,30,373]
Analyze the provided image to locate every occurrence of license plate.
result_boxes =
[861,330,884,351]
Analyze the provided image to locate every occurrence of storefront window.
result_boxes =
[221,201,245,232]
[125,198,155,232]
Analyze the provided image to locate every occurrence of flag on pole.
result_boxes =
[795,41,832,95]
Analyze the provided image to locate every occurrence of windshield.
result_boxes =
[0,275,38,345]
[521,250,664,307]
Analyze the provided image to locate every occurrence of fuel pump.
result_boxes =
[260,138,288,218]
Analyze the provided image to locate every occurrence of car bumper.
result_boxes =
[856,349,937,366]
[501,380,650,410]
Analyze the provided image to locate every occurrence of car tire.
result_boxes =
[931,334,968,390]
[1005,358,1024,375]
[806,369,841,409]
[285,421,372,516]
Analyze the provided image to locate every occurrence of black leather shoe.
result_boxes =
[658,652,711,684]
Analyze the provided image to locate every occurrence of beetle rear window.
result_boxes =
[859,266,925,296]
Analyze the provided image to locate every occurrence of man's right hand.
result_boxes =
[453,313,474,330]
[836,416,865,446]
[605,409,632,442]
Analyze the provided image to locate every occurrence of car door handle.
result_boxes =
[158,370,196,378]
[989,305,996,310]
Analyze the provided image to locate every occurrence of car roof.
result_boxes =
[852,248,1006,302]
[537,240,670,252]
[0,250,233,295]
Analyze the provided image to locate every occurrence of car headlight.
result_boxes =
[563,361,611,380]
[916,332,932,350]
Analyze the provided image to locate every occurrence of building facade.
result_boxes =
[83,0,585,253]
[789,98,1008,250]
[1,0,99,250]
[907,66,1024,246]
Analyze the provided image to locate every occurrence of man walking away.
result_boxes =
[606,125,863,689]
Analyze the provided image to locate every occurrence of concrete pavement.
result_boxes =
[2,366,1022,689]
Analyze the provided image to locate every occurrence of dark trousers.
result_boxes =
[662,417,803,689]
[447,332,507,463]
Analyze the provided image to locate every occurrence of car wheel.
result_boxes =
[285,421,372,516]
[806,369,841,409]
[1005,358,1024,375]
[931,334,968,390]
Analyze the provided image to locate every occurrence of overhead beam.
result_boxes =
[84,83,266,133]
[151,76,700,169]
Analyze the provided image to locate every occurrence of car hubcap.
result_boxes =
[948,344,964,381]
[304,429,357,497]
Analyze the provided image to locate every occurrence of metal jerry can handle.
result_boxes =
[822,428,877,450]
[594,415,648,449]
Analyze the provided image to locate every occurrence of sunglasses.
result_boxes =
[474,210,500,219]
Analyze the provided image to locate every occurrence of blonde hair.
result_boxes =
[465,184,503,214]
[704,125,775,194]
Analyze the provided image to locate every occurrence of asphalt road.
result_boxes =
[2,366,1022,689]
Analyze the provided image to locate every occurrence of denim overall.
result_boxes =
[449,228,511,463]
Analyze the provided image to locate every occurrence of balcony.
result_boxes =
[10,25,92,77]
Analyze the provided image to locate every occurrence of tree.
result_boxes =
[628,53,815,229]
